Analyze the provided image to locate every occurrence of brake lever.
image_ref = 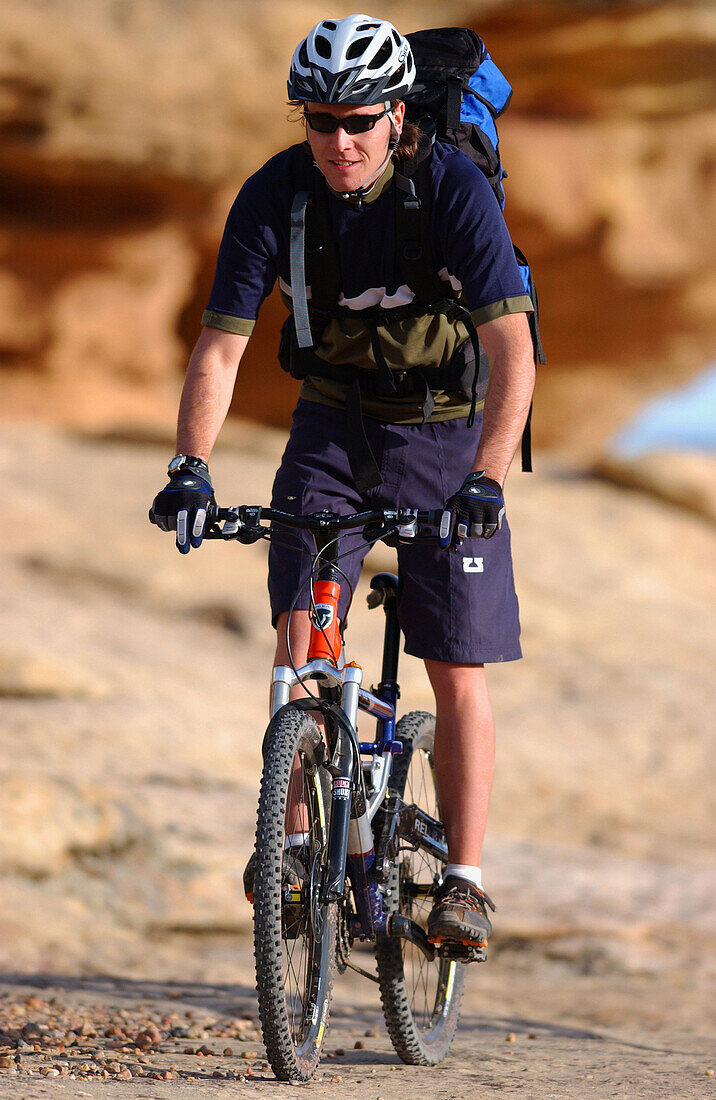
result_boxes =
[204,505,261,542]
[237,525,265,544]
[438,508,456,548]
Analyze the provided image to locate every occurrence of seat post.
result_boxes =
[369,573,401,695]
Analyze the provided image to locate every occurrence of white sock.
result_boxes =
[445,863,482,890]
[285,831,309,850]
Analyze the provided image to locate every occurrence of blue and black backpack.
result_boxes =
[282,27,545,488]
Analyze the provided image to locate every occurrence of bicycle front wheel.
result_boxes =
[374,711,465,1065]
[253,705,335,1081]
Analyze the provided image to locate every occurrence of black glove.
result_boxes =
[150,456,214,554]
[446,471,505,541]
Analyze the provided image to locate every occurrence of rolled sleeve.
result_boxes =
[471,294,533,327]
[432,147,532,318]
[201,310,256,336]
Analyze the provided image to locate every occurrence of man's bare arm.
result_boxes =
[176,327,250,461]
[472,311,535,485]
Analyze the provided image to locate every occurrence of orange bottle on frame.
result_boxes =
[307,579,342,664]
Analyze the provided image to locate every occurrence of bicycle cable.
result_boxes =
[302,521,399,665]
[284,521,399,702]
[285,547,355,702]
[310,520,400,619]
[236,511,402,705]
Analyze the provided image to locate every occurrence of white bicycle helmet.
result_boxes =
[287,14,415,104]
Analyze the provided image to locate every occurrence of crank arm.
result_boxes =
[398,803,448,862]
[387,914,436,961]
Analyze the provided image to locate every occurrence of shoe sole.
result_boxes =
[428,934,488,948]
[427,913,490,948]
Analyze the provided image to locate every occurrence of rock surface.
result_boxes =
[0,647,108,700]
[0,0,714,453]
[0,420,713,1095]
[0,776,135,877]
[594,449,716,525]
[0,2,714,1089]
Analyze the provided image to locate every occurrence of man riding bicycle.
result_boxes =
[152,14,535,954]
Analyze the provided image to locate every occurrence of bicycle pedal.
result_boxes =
[435,941,487,963]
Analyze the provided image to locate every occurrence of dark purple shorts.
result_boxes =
[268,399,522,664]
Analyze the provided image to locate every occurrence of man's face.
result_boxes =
[304,101,405,193]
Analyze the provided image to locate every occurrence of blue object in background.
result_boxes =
[611,363,716,457]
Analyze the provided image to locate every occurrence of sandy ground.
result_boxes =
[0,420,714,1098]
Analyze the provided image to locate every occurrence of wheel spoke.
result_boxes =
[375,713,465,1065]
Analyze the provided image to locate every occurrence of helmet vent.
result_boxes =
[314,34,332,59]
[387,61,405,88]
[321,20,336,30]
[369,39,392,69]
[357,22,380,31]
[346,36,373,60]
[298,41,309,66]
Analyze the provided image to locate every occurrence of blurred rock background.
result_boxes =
[0,0,713,452]
[0,0,714,1051]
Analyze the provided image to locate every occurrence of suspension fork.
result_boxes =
[321,665,362,903]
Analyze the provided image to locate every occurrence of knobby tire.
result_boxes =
[253,705,335,1081]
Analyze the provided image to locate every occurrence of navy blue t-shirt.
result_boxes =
[202,142,532,422]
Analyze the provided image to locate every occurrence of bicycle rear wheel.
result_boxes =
[375,711,465,1064]
[253,705,335,1081]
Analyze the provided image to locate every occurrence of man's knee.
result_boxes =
[424,659,490,708]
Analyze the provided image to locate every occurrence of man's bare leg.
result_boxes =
[273,610,312,682]
[424,660,495,866]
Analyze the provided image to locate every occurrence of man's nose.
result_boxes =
[329,123,353,151]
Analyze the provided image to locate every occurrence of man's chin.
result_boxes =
[323,164,363,192]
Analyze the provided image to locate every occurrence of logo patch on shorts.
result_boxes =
[462,557,484,573]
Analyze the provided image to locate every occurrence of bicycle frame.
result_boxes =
[270,533,405,941]
[201,503,448,954]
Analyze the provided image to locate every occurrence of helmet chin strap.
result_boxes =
[325,103,401,205]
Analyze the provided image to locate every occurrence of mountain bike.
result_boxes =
[203,503,482,1082]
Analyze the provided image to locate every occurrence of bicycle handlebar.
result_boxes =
[203,504,454,546]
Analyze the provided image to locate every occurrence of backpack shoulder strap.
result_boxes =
[288,144,341,327]
[511,243,547,473]
[394,137,446,303]
[289,189,313,348]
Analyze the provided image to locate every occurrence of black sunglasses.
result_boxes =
[303,107,390,134]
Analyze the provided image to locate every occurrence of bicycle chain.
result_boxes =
[335,899,352,973]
